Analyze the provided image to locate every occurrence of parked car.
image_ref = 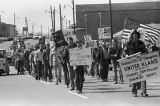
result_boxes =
[0,49,10,75]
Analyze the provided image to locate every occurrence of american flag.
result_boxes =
[122,18,160,44]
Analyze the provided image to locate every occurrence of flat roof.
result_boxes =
[76,2,160,12]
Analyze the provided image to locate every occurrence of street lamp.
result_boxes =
[14,13,19,37]
[84,13,88,35]
[109,0,113,40]
[0,10,4,22]
[45,5,55,33]
[63,0,76,34]
[98,12,102,28]
[72,0,76,34]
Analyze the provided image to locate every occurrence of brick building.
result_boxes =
[0,22,16,37]
[75,2,160,41]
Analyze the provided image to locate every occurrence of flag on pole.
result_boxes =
[122,18,160,44]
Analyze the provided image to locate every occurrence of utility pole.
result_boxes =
[84,14,88,35]
[59,4,62,30]
[109,0,113,40]
[72,0,76,34]
[48,26,50,39]
[53,7,55,32]
[0,15,1,22]
[32,23,34,36]
[98,12,102,28]
[25,17,28,36]
[50,5,54,33]
[41,24,43,36]
[14,13,16,37]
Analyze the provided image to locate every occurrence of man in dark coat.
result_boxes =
[125,30,149,97]
[64,37,77,90]
[99,42,110,81]
[42,43,52,82]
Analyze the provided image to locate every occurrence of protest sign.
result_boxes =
[84,35,92,41]
[119,52,160,85]
[26,43,33,49]
[85,40,97,48]
[69,48,92,66]
[52,30,68,48]
[156,37,160,47]
[0,58,6,70]
[68,35,77,42]
[98,27,111,39]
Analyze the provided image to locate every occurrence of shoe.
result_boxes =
[113,81,118,84]
[59,78,61,83]
[141,93,148,97]
[49,80,53,82]
[70,88,75,90]
[133,94,137,97]
[77,91,81,93]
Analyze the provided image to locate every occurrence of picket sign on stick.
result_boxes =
[119,52,160,85]
[69,48,92,66]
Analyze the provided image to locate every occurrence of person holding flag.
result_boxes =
[125,30,149,97]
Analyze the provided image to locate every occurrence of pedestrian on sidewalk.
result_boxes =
[125,30,149,97]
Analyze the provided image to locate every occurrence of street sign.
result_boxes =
[85,40,97,48]
[98,27,111,39]
[84,35,92,41]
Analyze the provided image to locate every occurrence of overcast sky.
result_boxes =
[0,0,159,34]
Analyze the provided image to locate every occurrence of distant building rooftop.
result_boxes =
[76,2,160,12]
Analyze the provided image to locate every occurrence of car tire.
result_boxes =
[7,72,9,75]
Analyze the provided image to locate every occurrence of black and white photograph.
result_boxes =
[0,0,160,106]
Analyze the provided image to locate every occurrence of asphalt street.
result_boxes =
[0,40,160,106]
[0,66,160,106]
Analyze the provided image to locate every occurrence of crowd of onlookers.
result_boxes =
[13,29,160,96]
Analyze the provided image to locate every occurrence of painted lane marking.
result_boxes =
[67,91,88,99]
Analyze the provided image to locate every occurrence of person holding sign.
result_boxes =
[65,37,77,90]
[125,30,149,97]
[74,40,85,93]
